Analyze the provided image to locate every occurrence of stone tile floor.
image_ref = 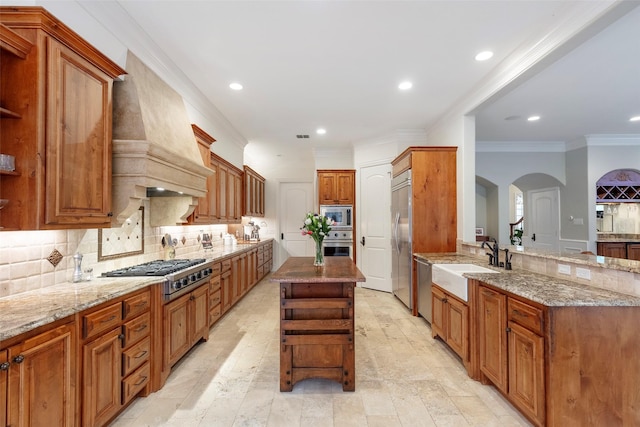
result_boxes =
[111,275,532,426]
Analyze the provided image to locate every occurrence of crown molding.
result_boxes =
[476,141,566,153]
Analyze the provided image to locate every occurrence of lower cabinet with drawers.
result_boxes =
[80,287,153,427]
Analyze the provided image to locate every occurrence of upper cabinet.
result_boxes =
[0,7,125,230]
[189,125,218,224]
[317,170,355,206]
[243,166,265,217]
[210,153,243,224]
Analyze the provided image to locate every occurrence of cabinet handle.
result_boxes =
[134,376,148,386]
[134,350,148,359]
[101,315,117,323]
[12,355,24,364]
[134,324,148,333]
[506,327,511,333]
[190,295,195,301]
[118,333,125,340]
[512,309,527,318]
[0,362,10,370]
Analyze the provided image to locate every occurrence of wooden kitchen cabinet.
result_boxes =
[477,285,544,426]
[210,153,244,223]
[244,165,266,217]
[0,7,125,230]
[81,288,152,427]
[627,243,640,261]
[209,262,223,326]
[431,284,469,362]
[189,124,217,224]
[163,284,209,368]
[317,170,355,205]
[597,241,627,259]
[3,320,76,427]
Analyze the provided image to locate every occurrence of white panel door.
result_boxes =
[526,187,559,250]
[279,182,314,264]
[359,163,392,292]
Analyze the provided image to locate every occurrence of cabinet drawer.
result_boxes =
[257,253,264,265]
[209,303,222,325]
[210,276,221,292]
[211,262,221,275]
[122,336,150,377]
[221,259,231,272]
[123,290,150,320]
[123,312,150,347]
[83,303,122,340]
[209,288,221,307]
[508,298,543,335]
[122,361,150,404]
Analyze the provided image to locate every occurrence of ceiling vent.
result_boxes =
[296,134,310,139]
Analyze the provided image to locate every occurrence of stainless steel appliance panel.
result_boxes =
[416,259,432,323]
[391,170,412,310]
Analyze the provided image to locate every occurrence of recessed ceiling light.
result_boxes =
[630,116,640,122]
[398,81,413,90]
[475,51,494,61]
[229,82,243,90]
[316,128,327,135]
[527,115,541,121]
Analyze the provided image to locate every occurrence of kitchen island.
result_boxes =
[271,257,365,391]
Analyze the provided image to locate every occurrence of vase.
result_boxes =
[314,238,324,266]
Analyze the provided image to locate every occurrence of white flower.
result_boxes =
[305,218,312,225]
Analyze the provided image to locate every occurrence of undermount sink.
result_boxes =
[432,263,499,302]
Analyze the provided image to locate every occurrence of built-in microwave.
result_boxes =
[319,205,352,228]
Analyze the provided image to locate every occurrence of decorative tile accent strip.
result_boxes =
[47,248,63,267]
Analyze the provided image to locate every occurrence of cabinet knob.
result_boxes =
[118,333,125,340]
[12,355,24,364]
[505,327,511,333]
[0,362,10,370]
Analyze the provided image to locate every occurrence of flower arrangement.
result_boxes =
[301,213,333,266]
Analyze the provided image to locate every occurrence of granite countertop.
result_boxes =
[414,252,640,308]
[0,239,275,343]
[270,257,366,283]
[0,276,161,342]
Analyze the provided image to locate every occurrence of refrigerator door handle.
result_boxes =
[393,211,401,253]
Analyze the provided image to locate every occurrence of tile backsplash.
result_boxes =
[0,202,263,298]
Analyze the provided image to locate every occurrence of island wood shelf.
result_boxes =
[271,257,365,392]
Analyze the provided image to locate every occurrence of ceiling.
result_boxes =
[78,1,639,159]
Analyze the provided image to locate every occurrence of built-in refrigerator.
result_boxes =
[391,170,412,310]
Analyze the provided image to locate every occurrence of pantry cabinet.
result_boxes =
[0,7,125,230]
[244,165,265,217]
[317,170,355,205]
[2,320,76,427]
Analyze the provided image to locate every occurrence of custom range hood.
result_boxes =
[111,51,213,226]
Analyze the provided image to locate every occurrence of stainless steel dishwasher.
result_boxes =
[416,259,432,323]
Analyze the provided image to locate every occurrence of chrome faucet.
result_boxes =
[481,238,500,267]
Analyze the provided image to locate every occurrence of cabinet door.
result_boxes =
[190,285,209,345]
[478,286,508,393]
[508,321,545,425]
[626,243,640,261]
[431,286,446,340]
[221,270,232,313]
[218,163,228,220]
[164,294,190,367]
[7,323,76,427]
[82,327,122,427]
[45,38,113,226]
[445,295,468,360]
[335,172,354,204]
[0,350,7,427]
[234,172,243,221]
[597,242,627,259]
[318,173,337,205]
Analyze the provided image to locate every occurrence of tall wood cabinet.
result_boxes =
[0,7,125,230]
[392,147,457,253]
[317,170,355,205]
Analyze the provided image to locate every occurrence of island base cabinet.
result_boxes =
[5,321,76,427]
[279,282,355,392]
[431,285,469,364]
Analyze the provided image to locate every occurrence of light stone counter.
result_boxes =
[0,239,274,343]
[414,252,640,307]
